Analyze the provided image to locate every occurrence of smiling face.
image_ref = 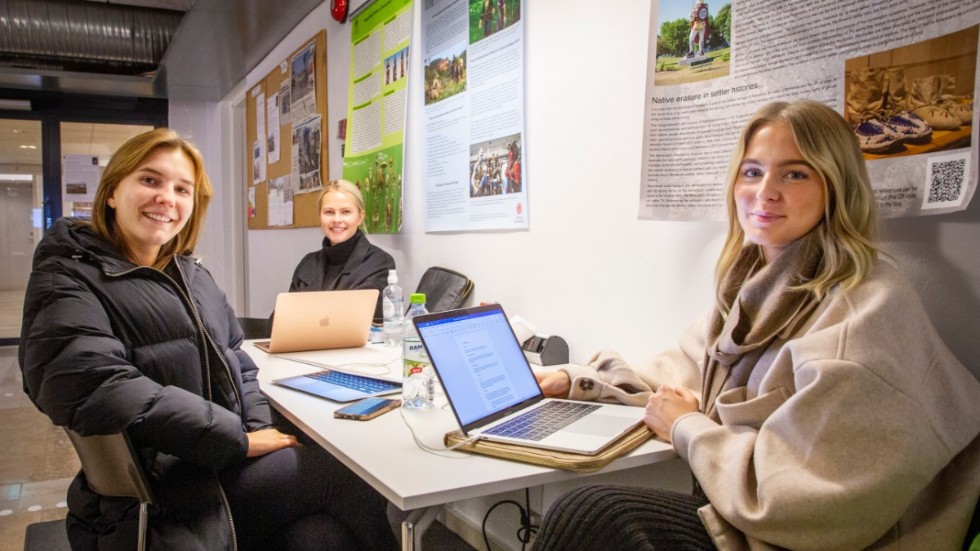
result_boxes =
[734,122,827,263]
[107,147,195,266]
[319,190,365,245]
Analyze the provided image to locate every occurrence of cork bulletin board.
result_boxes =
[246,29,328,230]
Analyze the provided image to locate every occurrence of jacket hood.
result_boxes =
[33,218,127,270]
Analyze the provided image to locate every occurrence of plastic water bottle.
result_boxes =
[382,270,404,347]
[402,293,433,409]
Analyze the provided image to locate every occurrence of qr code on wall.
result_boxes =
[923,152,970,210]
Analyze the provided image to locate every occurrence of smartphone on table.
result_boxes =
[334,397,401,421]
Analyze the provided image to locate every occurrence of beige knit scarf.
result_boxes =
[701,233,823,421]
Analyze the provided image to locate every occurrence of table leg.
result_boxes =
[401,505,441,551]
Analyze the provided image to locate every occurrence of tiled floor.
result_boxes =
[0,346,79,551]
[0,290,24,342]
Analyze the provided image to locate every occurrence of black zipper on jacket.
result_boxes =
[171,258,245,413]
[104,257,241,551]
[171,257,242,551]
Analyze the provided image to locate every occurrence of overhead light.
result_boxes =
[0,174,33,182]
[0,99,32,111]
[19,144,37,150]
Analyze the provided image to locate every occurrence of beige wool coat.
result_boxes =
[563,260,980,550]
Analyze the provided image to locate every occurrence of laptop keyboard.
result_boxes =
[484,401,601,441]
[304,371,399,393]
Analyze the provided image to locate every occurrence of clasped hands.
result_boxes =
[534,371,699,443]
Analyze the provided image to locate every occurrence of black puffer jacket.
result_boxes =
[19,218,269,550]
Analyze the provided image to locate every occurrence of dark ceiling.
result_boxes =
[0,0,324,101]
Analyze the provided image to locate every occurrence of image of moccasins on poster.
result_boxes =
[854,119,902,153]
[884,111,933,144]
[912,105,961,130]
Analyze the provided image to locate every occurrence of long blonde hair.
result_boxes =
[715,100,878,311]
[91,128,213,270]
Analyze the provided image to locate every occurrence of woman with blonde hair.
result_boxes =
[288,179,395,322]
[532,100,979,550]
[20,129,397,550]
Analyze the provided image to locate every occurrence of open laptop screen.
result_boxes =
[415,306,541,428]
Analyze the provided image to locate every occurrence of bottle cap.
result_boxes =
[387,269,398,284]
[410,293,426,304]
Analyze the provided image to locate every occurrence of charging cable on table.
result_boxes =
[399,406,479,458]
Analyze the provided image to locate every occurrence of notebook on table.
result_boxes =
[253,289,378,353]
[413,304,644,456]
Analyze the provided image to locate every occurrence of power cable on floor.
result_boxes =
[481,487,538,551]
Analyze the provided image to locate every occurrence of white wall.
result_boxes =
[178,0,980,375]
[169,99,244,310]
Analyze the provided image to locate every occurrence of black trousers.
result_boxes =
[220,420,398,551]
[532,485,716,551]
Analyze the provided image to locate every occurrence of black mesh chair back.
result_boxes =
[237,317,272,340]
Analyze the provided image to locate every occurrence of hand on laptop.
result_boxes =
[534,371,571,397]
[246,428,301,457]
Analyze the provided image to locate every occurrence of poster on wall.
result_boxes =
[267,93,281,164]
[341,0,414,234]
[639,0,980,221]
[63,154,99,202]
[293,114,323,194]
[63,154,100,219]
[251,86,268,185]
[420,0,527,232]
[290,41,318,121]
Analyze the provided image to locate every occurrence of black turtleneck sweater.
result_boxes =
[288,229,396,321]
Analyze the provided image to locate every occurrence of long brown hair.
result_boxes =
[90,128,213,269]
[716,100,879,312]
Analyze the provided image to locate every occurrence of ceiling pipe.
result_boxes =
[0,0,183,76]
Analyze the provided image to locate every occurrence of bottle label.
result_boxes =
[403,339,429,376]
[383,297,402,319]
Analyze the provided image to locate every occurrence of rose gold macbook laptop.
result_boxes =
[253,289,378,353]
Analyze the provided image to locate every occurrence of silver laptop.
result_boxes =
[253,289,378,353]
[413,304,643,455]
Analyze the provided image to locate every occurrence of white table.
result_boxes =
[244,342,680,550]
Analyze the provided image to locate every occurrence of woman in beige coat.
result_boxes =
[532,100,979,550]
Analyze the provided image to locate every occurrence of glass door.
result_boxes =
[0,119,154,343]
[0,118,42,343]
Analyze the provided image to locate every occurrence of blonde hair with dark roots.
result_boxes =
[716,100,879,311]
[91,128,213,270]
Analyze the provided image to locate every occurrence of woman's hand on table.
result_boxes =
[246,428,301,457]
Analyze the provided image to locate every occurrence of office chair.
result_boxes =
[414,266,474,312]
[64,429,154,551]
[237,316,272,339]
